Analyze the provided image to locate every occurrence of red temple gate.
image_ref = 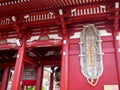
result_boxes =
[0,0,120,90]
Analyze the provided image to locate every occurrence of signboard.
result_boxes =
[104,85,119,90]
[22,67,37,80]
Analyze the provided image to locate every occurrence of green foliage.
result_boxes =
[26,86,35,90]
[42,86,45,90]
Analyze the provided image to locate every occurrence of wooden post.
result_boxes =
[11,39,26,90]
[0,66,10,90]
[49,67,54,90]
[113,2,120,87]
[59,9,69,90]
[36,65,44,90]
[60,34,69,90]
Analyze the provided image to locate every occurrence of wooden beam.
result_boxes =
[0,44,18,50]
[0,40,62,50]
[0,62,15,68]
[25,56,39,66]
[28,49,42,59]
[27,40,62,48]
[40,60,60,66]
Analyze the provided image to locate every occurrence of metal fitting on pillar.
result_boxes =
[116,35,120,40]
[115,2,119,8]
[59,9,63,15]
[63,51,66,56]
[63,40,67,44]
[12,16,16,22]
[118,48,120,52]
[17,54,20,58]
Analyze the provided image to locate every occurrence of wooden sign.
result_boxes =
[104,85,119,90]
[22,67,37,80]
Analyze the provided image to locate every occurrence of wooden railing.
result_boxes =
[0,11,56,26]
[0,5,108,26]
[71,5,107,16]
[0,18,12,25]
[24,12,56,22]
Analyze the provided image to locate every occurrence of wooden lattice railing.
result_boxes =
[71,5,107,17]
[0,4,111,26]
[0,11,56,26]
[24,12,55,22]
[0,18,12,25]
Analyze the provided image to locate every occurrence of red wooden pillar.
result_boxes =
[49,67,54,90]
[0,66,10,90]
[60,14,69,90]
[60,34,69,90]
[11,40,26,90]
[36,65,44,90]
[113,2,120,87]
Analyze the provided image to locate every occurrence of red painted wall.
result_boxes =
[68,36,118,90]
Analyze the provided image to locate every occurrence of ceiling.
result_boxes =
[0,46,61,67]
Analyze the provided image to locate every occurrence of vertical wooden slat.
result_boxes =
[104,6,106,13]
[86,0,88,3]
[74,0,79,4]
[84,9,86,15]
[81,0,84,4]
[74,10,77,16]
[52,0,60,7]
[38,15,41,20]
[61,0,66,6]
[77,9,80,16]
[71,0,76,5]
[84,0,86,4]
[47,14,50,19]
[78,0,82,4]
[57,0,64,7]
[97,7,99,13]
[64,0,69,6]
[87,8,90,15]
[90,8,93,14]
[68,0,72,5]
[93,0,95,2]
[88,0,91,3]
[53,15,55,19]
[90,0,93,3]
[33,15,35,21]
[93,7,96,14]
[81,9,83,15]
